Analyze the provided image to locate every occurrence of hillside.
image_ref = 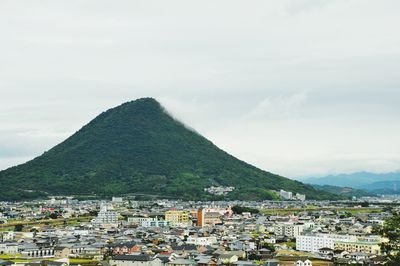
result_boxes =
[0,98,338,201]
[311,185,375,198]
[303,172,400,188]
[358,180,400,195]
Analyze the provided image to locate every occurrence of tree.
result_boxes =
[49,212,58,219]
[14,224,24,232]
[380,212,400,265]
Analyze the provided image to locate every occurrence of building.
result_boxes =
[296,234,357,253]
[195,209,221,227]
[0,243,18,254]
[186,236,217,246]
[295,259,312,266]
[204,186,235,196]
[112,197,124,203]
[165,210,190,226]
[109,242,140,255]
[110,254,163,266]
[141,219,170,228]
[204,211,221,226]
[297,234,385,255]
[279,190,292,200]
[274,223,304,238]
[0,232,14,242]
[92,206,118,226]
[295,193,306,201]
[128,217,169,227]
[197,209,205,227]
[127,217,150,225]
[334,236,386,255]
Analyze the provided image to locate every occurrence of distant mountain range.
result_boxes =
[303,172,400,195]
[0,98,339,201]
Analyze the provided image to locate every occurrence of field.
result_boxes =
[0,216,93,231]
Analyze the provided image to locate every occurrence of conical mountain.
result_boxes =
[0,98,334,201]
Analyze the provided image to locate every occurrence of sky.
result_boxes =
[0,0,400,178]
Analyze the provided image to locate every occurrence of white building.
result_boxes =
[274,223,305,238]
[296,234,357,253]
[128,217,151,225]
[112,197,124,203]
[0,243,18,254]
[141,219,170,228]
[128,217,170,227]
[0,231,14,242]
[110,254,163,266]
[186,236,217,246]
[279,190,293,200]
[92,206,118,226]
[295,193,306,201]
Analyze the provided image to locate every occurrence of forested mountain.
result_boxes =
[0,98,338,201]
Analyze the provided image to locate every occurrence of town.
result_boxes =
[1,195,399,266]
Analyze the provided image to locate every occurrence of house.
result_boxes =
[294,260,312,266]
[318,247,333,259]
[196,256,217,266]
[349,252,368,262]
[171,244,197,256]
[109,242,140,255]
[264,259,280,266]
[167,259,196,266]
[218,254,238,264]
[54,247,70,259]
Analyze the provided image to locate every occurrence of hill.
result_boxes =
[358,180,400,195]
[0,98,338,201]
[311,185,375,198]
[302,172,400,188]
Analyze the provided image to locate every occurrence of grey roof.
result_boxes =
[112,254,152,261]
[167,259,196,265]
[0,260,14,266]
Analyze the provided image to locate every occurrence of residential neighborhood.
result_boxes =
[1,196,398,266]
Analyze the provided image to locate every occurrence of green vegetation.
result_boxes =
[311,184,374,199]
[380,212,400,265]
[0,98,338,201]
[232,205,260,214]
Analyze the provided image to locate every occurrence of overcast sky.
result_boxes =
[1,0,400,178]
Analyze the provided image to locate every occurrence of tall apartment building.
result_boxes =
[279,190,293,200]
[196,208,221,227]
[197,208,205,227]
[165,210,190,226]
[92,206,118,226]
[274,223,305,238]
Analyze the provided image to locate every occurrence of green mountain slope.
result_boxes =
[0,98,337,201]
[312,184,375,198]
